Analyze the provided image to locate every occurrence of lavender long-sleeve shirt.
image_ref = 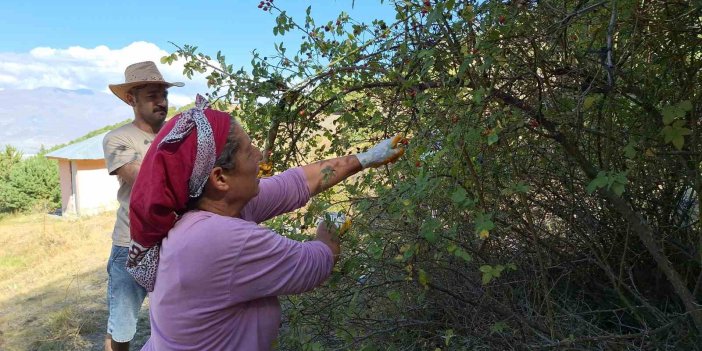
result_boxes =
[141,168,334,351]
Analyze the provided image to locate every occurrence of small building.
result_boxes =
[46,132,118,216]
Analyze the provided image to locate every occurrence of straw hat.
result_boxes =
[109,61,184,104]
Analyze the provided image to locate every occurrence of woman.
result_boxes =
[128,96,405,350]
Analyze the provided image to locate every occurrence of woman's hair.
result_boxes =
[185,121,240,210]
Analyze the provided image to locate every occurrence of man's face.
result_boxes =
[128,84,169,126]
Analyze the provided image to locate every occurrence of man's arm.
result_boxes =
[103,131,142,185]
[114,161,141,187]
[302,155,362,197]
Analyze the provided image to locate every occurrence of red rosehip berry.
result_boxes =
[498,15,506,25]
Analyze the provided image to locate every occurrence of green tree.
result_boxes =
[0,155,60,213]
[0,145,23,181]
[170,0,701,348]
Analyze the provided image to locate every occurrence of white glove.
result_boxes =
[317,212,352,234]
[355,134,407,169]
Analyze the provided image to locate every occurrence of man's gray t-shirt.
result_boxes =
[103,123,155,247]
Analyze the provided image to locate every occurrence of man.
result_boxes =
[102,61,183,351]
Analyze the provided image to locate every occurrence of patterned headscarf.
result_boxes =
[127,95,232,291]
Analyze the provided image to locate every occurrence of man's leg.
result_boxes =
[106,245,148,351]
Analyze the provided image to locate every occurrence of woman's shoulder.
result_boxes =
[165,211,268,254]
[176,210,265,236]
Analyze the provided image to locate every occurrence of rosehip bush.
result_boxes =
[168,0,701,349]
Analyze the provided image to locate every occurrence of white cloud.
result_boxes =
[0,41,213,107]
[168,93,194,108]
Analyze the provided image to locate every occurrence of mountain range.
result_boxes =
[0,87,134,155]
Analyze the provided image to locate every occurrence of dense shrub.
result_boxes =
[0,149,60,213]
[172,1,701,349]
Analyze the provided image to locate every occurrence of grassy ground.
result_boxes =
[0,212,150,351]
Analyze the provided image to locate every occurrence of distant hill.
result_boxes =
[46,102,196,154]
[0,87,133,154]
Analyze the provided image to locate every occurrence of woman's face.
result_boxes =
[225,124,263,203]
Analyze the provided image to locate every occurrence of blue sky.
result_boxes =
[0,0,397,105]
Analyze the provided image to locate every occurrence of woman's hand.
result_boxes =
[355,134,407,169]
[315,212,347,263]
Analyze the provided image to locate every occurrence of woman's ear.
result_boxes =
[209,167,230,191]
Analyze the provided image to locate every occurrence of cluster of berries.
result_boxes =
[257,0,273,11]
[421,0,431,14]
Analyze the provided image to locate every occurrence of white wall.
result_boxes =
[74,160,119,216]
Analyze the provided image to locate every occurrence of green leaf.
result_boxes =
[450,187,467,204]
[611,183,625,196]
[662,120,692,150]
[420,218,441,243]
[446,243,457,253]
[487,132,499,145]
[387,290,401,303]
[586,171,608,194]
[679,100,693,112]
[583,95,598,109]
[475,213,495,234]
[418,268,430,288]
[454,248,472,262]
[457,57,473,77]
[490,321,508,334]
[662,106,679,125]
[493,265,505,277]
[480,265,494,285]
[662,101,691,125]
[514,182,530,193]
[426,5,443,26]
[473,88,486,105]
[623,141,637,159]
[672,134,685,150]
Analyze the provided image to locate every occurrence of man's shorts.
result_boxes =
[107,245,148,342]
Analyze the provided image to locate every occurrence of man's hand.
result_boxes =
[355,134,407,169]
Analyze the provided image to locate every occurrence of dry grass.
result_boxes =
[0,212,150,351]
